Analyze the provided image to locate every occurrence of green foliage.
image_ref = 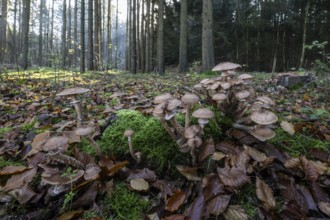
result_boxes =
[78,139,97,156]
[235,184,257,218]
[270,128,330,157]
[100,110,185,171]
[82,210,99,219]
[0,127,13,138]
[300,107,330,121]
[0,157,23,169]
[103,184,149,220]
[20,120,36,132]
[61,191,75,211]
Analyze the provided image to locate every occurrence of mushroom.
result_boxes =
[212,62,242,81]
[56,87,90,127]
[153,103,177,141]
[238,73,253,81]
[124,129,139,162]
[184,125,201,139]
[187,136,203,166]
[166,98,184,135]
[256,96,276,107]
[250,127,275,141]
[250,109,278,125]
[154,93,173,104]
[181,93,200,129]
[75,126,102,156]
[192,108,215,129]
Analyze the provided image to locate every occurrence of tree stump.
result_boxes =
[277,73,314,88]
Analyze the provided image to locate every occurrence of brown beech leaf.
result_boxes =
[163,214,188,220]
[206,194,231,216]
[108,161,129,176]
[8,184,36,205]
[256,177,276,211]
[211,152,226,161]
[218,167,250,189]
[309,160,328,175]
[199,138,215,162]
[284,157,301,169]
[280,121,295,135]
[24,131,50,157]
[184,195,205,220]
[176,165,201,181]
[318,202,330,217]
[130,178,149,191]
[244,145,267,163]
[301,156,319,182]
[3,168,37,192]
[71,181,100,209]
[58,209,84,220]
[0,166,29,175]
[165,191,186,212]
[152,180,173,196]
[127,168,157,182]
[84,163,101,180]
[223,205,248,220]
[202,173,225,201]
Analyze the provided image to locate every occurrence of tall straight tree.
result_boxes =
[50,0,55,52]
[107,0,112,68]
[68,0,72,67]
[87,0,94,70]
[179,0,188,72]
[80,0,86,73]
[145,0,150,72]
[74,0,78,67]
[157,0,165,74]
[94,0,101,70]
[0,0,8,64]
[299,0,310,69]
[21,0,31,69]
[115,0,119,69]
[62,0,67,68]
[11,0,18,63]
[131,0,137,74]
[140,0,145,72]
[202,0,215,71]
[38,0,45,66]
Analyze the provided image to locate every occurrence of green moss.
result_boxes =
[77,139,97,156]
[20,120,36,132]
[235,184,258,218]
[100,110,185,171]
[103,184,149,220]
[0,127,13,138]
[0,157,24,169]
[270,128,330,157]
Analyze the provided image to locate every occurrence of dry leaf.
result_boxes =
[218,167,250,189]
[152,180,173,196]
[199,138,215,161]
[127,168,157,182]
[108,161,129,176]
[244,145,267,163]
[301,156,319,182]
[223,205,248,220]
[212,152,226,161]
[206,194,231,216]
[0,166,29,175]
[3,168,37,192]
[130,178,149,191]
[163,214,187,220]
[280,121,295,135]
[284,157,301,169]
[256,177,276,211]
[165,191,186,212]
[58,209,84,220]
[184,195,205,220]
[318,202,330,217]
[176,165,201,181]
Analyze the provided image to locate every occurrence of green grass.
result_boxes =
[0,127,13,138]
[0,156,24,169]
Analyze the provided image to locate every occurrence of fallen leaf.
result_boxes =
[244,145,267,163]
[184,195,205,220]
[0,166,29,175]
[3,168,37,192]
[176,165,201,181]
[211,152,226,161]
[58,209,84,220]
[206,194,231,216]
[256,177,276,211]
[223,205,248,220]
[152,180,173,197]
[127,168,157,182]
[318,202,330,217]
[284,157,301,169]
[108,161,129,176]
[218,167,250,189]
[301,156,319,182]
[199,138,215,161]
[130,178,149,191]
[163,214,187,220]
[280,121,295,135]
[165,191,186,212]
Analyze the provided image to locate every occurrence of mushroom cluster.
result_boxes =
[152,93,215,165]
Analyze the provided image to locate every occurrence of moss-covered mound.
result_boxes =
[99,110,186,171]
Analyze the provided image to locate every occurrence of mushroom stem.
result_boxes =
[190,145,197,166]
[185,106,191,129]
[127,136,138,162]
[70,97,83,127]
[170,117,184,136]
[160,118,177,141]
[86,136,102,156]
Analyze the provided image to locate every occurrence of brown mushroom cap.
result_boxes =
[56,87,90,96]
[192,108,215,119]
[84,163,101,180]
[212,93,227,102]
[184,125,201,139]
[193,84,204,91]
[219,82,231,90]
[210,81,221,90]
[154,93,173,104]
[124,129,134,137]
[235,90,251,100]
[212,62,242,72]
[238,74,253,80]
[42,136,69,152]
[167,99,182,111]
[250,127,275,141]
[256,96,275,106]
[75,126,94,136]
[181,93,199,106]
[187,136,203,147]
[250,110,278,125]
[110,92,126,98]
[153,102,166,117]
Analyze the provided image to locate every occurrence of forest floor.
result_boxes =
[0,68,329,220]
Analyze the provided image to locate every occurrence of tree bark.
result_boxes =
[0,0,8,64]
[202,0,215,71]
[299,0,310,69]
[157,0,165,75]
[107,0,112,68]
[131,0,137,74]
[87,0,94,70]
[94,0,101,70]
[80,0,86,73]
[38,0,44,66]
[74,0,78,67]
[21,0,31,70]
[145,0,150,72]
[68,0,73,67]
[115,0,119,69]
[179,0,188,73]
[61,0,67,69]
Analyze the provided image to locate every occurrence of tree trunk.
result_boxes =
[272,25,280,74]
[131,0,137,74]
[145,0,150,72]
[0,0,8,64]
[179,0,188,73]
[115,0,119,69]
[137,0,141,71]
[38,0,44,66]
[68,0,72,67]
[150,0,155,71]
[74,0,78,67]
[94,0,100,70]
[21,0,31,70]
[107,0,112,68]
[157,0,165,74]
[62,0,67,68]
[80,0,86,73]
[299,0,310,69]
[125,0,131,70]
[202,0,215,71]
[87,0,94,70]
[50,0,55,52]
[12,0,18,64]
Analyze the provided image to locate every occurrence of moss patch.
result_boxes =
[100,110,186,172]
[0,157,23,169]
[103,184,149,220]
[0,127,13,138]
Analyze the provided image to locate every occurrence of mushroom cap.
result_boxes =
[193,84,204,91]
[187,136,203,147]
[229,78,244,86]
[184,125,201,139]
[181,93,199,106]
[56,87,90,96]
[238,74,253,80]
[235,90,251,100]
[256,96,275,106]
[154,93,173,104]
[212,93,227,102]
[219,82,231,90]
[167,99,182,111]
[250,110,278,125]
[250,127,275,141]
[124,129,134,137]
[84,163,101,180]
[42,136,69,152]
[110,92,126,98]
[153,102,166,117]
[212,62,242,72]
[75,126,94,136]
[192,108,215,119]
